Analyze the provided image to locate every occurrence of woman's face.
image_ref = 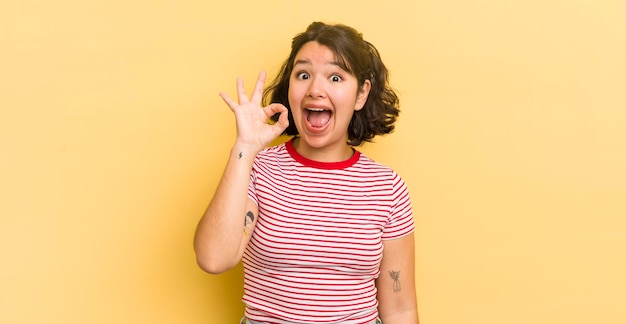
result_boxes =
[288,41,370,160]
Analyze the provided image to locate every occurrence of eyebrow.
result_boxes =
[293,59,341,67]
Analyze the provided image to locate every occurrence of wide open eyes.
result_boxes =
[296,71,310,80]
[330,75,342,82]
[294,71,343,83]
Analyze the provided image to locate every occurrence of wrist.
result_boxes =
[230,142,261,162]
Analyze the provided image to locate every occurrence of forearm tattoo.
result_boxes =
[243,211,254,236]
[238,152,243,159]
[389,270,401,292]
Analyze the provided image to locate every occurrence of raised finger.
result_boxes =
[219,92,238,110]
[250,70,267,104]
[236,77,250,104]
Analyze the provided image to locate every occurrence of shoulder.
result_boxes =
[353,152,411,190]
[255,141,289,161]
[353,151,398,175]
[252,141,294,175]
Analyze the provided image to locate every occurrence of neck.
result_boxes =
[292,137,354,162]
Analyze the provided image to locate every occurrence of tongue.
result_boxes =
[307,110,331,128]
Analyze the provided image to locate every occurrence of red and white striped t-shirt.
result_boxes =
[244,139,414,324]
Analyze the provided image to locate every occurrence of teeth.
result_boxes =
[306,108,325,112]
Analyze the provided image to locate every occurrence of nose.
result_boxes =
[306,76,326,98]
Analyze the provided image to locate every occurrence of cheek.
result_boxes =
[334,84,355,97]
[287,85,302,106]
[333,89,359,110]
[287,93,297,113]
[287,90,302,120]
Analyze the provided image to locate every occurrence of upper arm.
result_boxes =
[376,233,419,323]
[236,197,259,260]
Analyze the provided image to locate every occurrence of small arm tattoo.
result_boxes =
[389,270,401,292]
[238,152,243,159]
[243,211,255,236]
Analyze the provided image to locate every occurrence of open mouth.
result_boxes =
[304,108,332,128]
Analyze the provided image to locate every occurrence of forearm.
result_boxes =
[193,143,258,273]
[195,70,289,273]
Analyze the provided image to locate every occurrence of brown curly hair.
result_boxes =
[264,22,400,146]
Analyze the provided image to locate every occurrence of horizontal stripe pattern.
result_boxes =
[244,140,414,324]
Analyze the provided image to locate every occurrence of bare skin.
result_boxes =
[193,71,288,274]
[376,233,419,323]
[194,43,419,323]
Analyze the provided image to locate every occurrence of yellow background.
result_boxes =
[1,0,625,323]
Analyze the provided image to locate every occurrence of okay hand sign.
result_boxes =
[220,71,289,153]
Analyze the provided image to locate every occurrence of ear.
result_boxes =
[354,79,371,111]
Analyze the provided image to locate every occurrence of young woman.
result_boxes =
[194,22,419,324]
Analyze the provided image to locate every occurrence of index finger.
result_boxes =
[219,92,237,110]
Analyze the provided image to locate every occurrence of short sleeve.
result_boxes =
[381,171,415,240]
